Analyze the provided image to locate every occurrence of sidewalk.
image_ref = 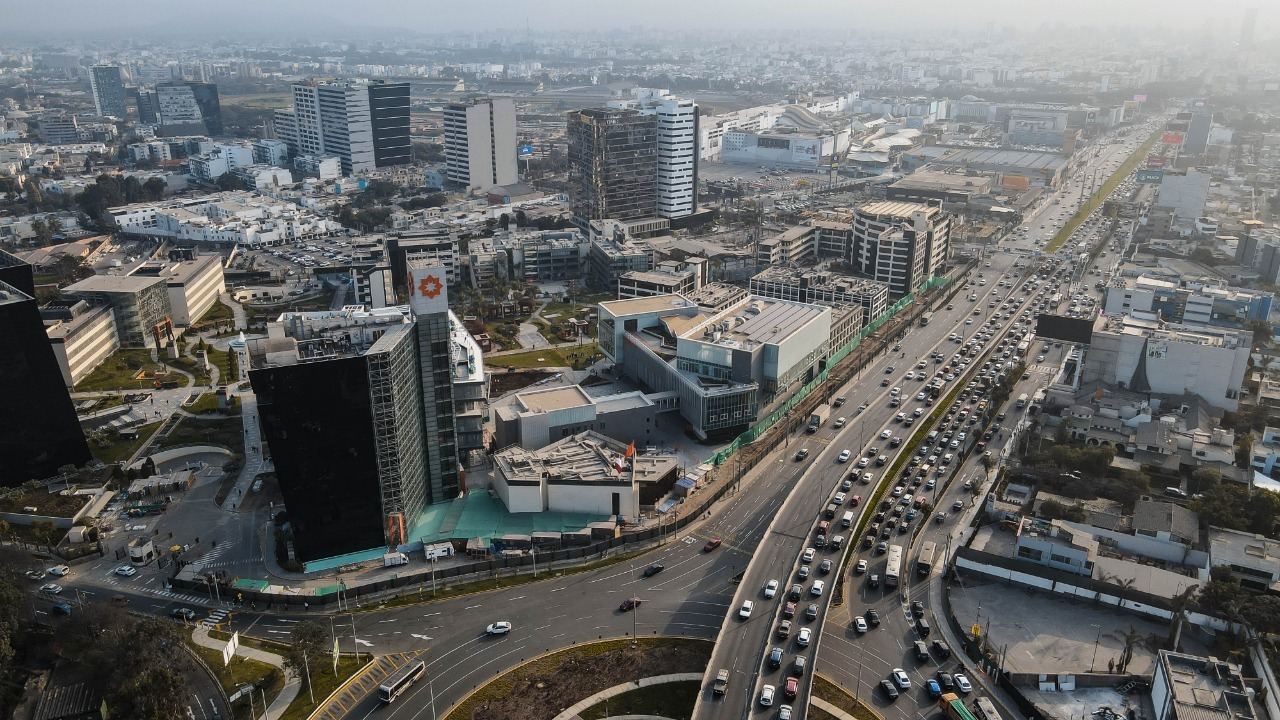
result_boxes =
[221,392,265,511]
[192,625,299,720]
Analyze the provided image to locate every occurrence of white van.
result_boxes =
[841,511,854,528]
[942,453,954,465]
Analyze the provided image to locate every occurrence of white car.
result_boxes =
[954,674,973,693]
[760,684,776,706]
[892,668,912,689]
[115,565,137,577]
[810,580,825,596]
[485,621,513,635]
[40,583,63,595]
[797,627,812,646]
[801,548,816,563]
[764,580,779,599]
[880,429,892,439]
[47,565,70,576]
[834,417,846,428]
[855,559,868,574]
[740,600,755,619]
[837,450,851,463]
[779,705,794,720]
[854,616,868,633]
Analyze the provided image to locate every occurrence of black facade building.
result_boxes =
[0,251,90,485]
[368,81,411,168]
[252,356,387,561]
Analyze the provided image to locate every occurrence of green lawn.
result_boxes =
[1045,130,1160,253]
[280,656,366,720]
[159,415,244,451]
[812,675,880,720]
[579,681,699,720]
[187,640,283,719]
[186,393,242,416]
[75,348,191,393]
[91,421,162,465]
[489,342,599,370]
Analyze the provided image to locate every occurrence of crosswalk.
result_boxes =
[1027,364,1057,375]
[201,608,231,628]
[93,573,213,605]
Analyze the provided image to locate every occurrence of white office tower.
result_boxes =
[443,97,518,194]
[316,83,375,176]
[644,98,698,219]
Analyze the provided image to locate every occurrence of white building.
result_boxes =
[1082,314,1251,411]
[252,138,290,166]
[492,430,679,521]
[42,300,120,387]
[645,97,698,219]
[231,164,293,191]
[188,143,254,181]
[293,154,341,181]
[443,97,518,194]
[109,192,342,246]
[850,201,952,296]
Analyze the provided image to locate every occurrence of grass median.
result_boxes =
[1045,129,1161,253]
[813,675,882,720]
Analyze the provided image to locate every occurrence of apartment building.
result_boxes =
[42,300,120,387]
[443,97,518,193]
[849,201,952,296]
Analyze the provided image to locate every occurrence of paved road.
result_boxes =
[697,251,1028,719]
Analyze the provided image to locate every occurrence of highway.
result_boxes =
[41,117,1168,720]
[697,247,1036,719]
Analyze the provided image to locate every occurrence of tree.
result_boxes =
[499,213,510,231]
[143,176,167,201]
[1240,594,1280,634]
[31,520,59,547]
[47,216,63,235]
[215,172,246,191]
[1190,247,1217,267]
[29,218,50,244]
[1195,566,1248,621]
[284,620,330,694]
[1110,626,1150,674]
[1190,468,1221,494]
[1249,320,1274,347]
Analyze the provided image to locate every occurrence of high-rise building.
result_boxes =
[647,98,699,219]
[247,264,487,566]
[849,201,952,296]
[368,81,412,170]
[0,250,91,485]
[252,321,426,561]
[89,65,128,118]
[134,89,160,124]
[1241,8,1259,51]
[276,80,410,176]
[443,97,518,193]
[568,108,657,230]
[153,82,222,135]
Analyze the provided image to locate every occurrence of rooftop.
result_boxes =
[1209,526,1280,571]
[159,254,222,284]
[858,200,939,218]
[1157,651,1254,720]
[599,294,698,318]
[1132,496,1200,542]
[516,385,594,414]
[63,273,166,294]
[889,170,994,193]
[495,430,676,487]
[683,296,828,349]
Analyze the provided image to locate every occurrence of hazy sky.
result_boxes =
[2,0,1269,39]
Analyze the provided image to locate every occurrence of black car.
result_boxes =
[795,448,809,461]
[642,563,665,578]
[911,600,925,617]
[867,609,880,626]
[170,607,197,621]
[880,679,900,700]
[937,672,955,691]
[932,640,952,658]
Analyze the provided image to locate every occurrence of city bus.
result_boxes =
[885,544,904,588]
[920,311,934,327]
[378,659,427,703]
[973,697,1002,720]
[916,541,937,577]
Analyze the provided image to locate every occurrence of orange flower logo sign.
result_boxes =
[417,275,443,299]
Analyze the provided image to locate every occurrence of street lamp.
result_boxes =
[1089,624,1102,672]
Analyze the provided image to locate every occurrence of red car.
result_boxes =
[703,538,722,552]
[850,495,862,507]
[783,602,797,618]
[619,597,642,612]
[784,677,800,699]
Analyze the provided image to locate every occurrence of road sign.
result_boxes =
[517,145,533,156]
[1136,170,1164,184]
[971,624,982,637]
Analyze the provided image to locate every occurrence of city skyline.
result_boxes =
[2,0,1270,39]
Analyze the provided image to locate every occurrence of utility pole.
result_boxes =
[303,649,315,704]
[350,613,359,663]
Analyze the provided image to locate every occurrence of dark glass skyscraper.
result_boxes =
[0,251,91,485]
[368,81,411,169]
[89,65,127,118]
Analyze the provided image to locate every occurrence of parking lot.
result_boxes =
[948,580,1209,675]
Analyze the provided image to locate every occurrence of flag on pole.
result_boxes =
[625,441,635,458]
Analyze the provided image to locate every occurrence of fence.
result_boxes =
[710,275,950,466]
[174,275,952,608]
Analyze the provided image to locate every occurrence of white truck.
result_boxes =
[383,552,409,567]
[808,404,831,432]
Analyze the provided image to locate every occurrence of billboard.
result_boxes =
[1003,174,1030,191]
[791,140,820,163]
[1161,132,1185,145]
[1136,169,1164,184]
[1035,314,1095,345]
[407,263,448,316]
[517,145,533,157]
[1133,94,1148,102]
[1146,155,1168,168]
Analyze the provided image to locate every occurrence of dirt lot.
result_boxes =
[451,638,712,720]
[489,369,553,396]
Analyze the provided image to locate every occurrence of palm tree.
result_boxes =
[1109,626,1151,674]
